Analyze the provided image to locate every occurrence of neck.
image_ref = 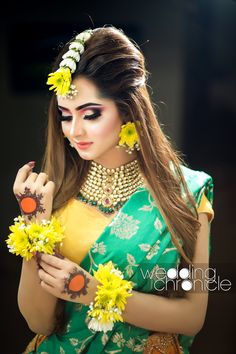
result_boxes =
[92,151,138,169]
[92,157,137,169]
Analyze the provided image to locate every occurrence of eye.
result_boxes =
[57,109,72,122]
[83,108,102,120]
[58,115,72,122]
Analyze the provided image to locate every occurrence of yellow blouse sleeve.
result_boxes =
[197,193,214,222]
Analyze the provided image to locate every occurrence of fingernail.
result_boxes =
[27,161,35,168]
[33,252,42,264]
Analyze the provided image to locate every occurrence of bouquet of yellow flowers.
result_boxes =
[87,261,133,332]
[6,216,64,260]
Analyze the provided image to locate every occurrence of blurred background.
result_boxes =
[0,0,235,353]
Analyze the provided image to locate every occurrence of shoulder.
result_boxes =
[180,165,213,186]
[179,164,214,206]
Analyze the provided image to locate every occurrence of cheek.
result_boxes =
[89,117,121,139]
[61,123,69,136]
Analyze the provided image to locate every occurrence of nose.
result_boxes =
[69,116,85,139]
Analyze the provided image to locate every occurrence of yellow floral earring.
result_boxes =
[117,122,140,154]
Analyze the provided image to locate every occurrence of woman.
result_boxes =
[12,26,214,353]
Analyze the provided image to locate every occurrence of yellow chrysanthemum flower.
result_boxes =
[119,122,139,148]
[87,261,133,332]
[6,216,64,261]
[46,67,71,96]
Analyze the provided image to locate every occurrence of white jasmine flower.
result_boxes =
[62,50,80,62]
[69,41,84,53]
[59,58,76,73]
[88,318,114,333]
[76,30,92,42]
[110,268,123,278]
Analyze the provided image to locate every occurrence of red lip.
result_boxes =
[76,142,93,150]
[77,141,92,144]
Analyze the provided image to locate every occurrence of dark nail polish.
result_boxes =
[34,252,42,265]
[27,161,35,168]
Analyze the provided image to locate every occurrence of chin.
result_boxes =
[77,146,117,163]
[76,150,98,161]
[78,154,94,161]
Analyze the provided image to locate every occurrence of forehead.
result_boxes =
[57,76,103,108]
[73,76,100,97]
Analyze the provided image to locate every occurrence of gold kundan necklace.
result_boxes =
[77,159,144,214]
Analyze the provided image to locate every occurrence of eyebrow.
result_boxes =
[58,102,103,111]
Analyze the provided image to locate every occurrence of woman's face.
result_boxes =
[57,76,132,167]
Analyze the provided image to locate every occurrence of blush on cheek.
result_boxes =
[89,118,121,139]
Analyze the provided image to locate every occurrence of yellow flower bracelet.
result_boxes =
[5,216,64,261]
[87,261,133,333]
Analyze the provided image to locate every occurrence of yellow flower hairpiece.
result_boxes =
[6,216,64,261]
[47,67,71,96]
[46,29,93,99]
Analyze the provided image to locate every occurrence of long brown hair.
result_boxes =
[43,25,200,261]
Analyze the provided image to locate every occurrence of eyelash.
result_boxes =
[57,109,102,122]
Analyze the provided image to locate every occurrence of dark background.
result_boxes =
[0,0,235,353]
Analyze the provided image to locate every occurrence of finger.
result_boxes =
[54,251,65,260]
[40,253,64,269]
[35,172,49,188]
[38,268,56,287]
[54,253,71,263]
[40,260,62,278]
[40,281,58,298]
[43,181,55,194]
[33,252,42,269]
[25,172,38,185]
[13,162,36,190]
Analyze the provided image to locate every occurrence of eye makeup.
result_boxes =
[80,106,104,120]
[57,105,104,122]
[57,112,72,122]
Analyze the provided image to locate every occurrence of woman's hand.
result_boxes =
[13,162,55,222]
[37,253,98,306]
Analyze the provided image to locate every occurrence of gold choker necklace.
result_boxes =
[77,160,144,214]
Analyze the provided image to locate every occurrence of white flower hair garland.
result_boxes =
[46,29,93,98]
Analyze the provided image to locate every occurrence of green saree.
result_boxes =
[26,166,213,354]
